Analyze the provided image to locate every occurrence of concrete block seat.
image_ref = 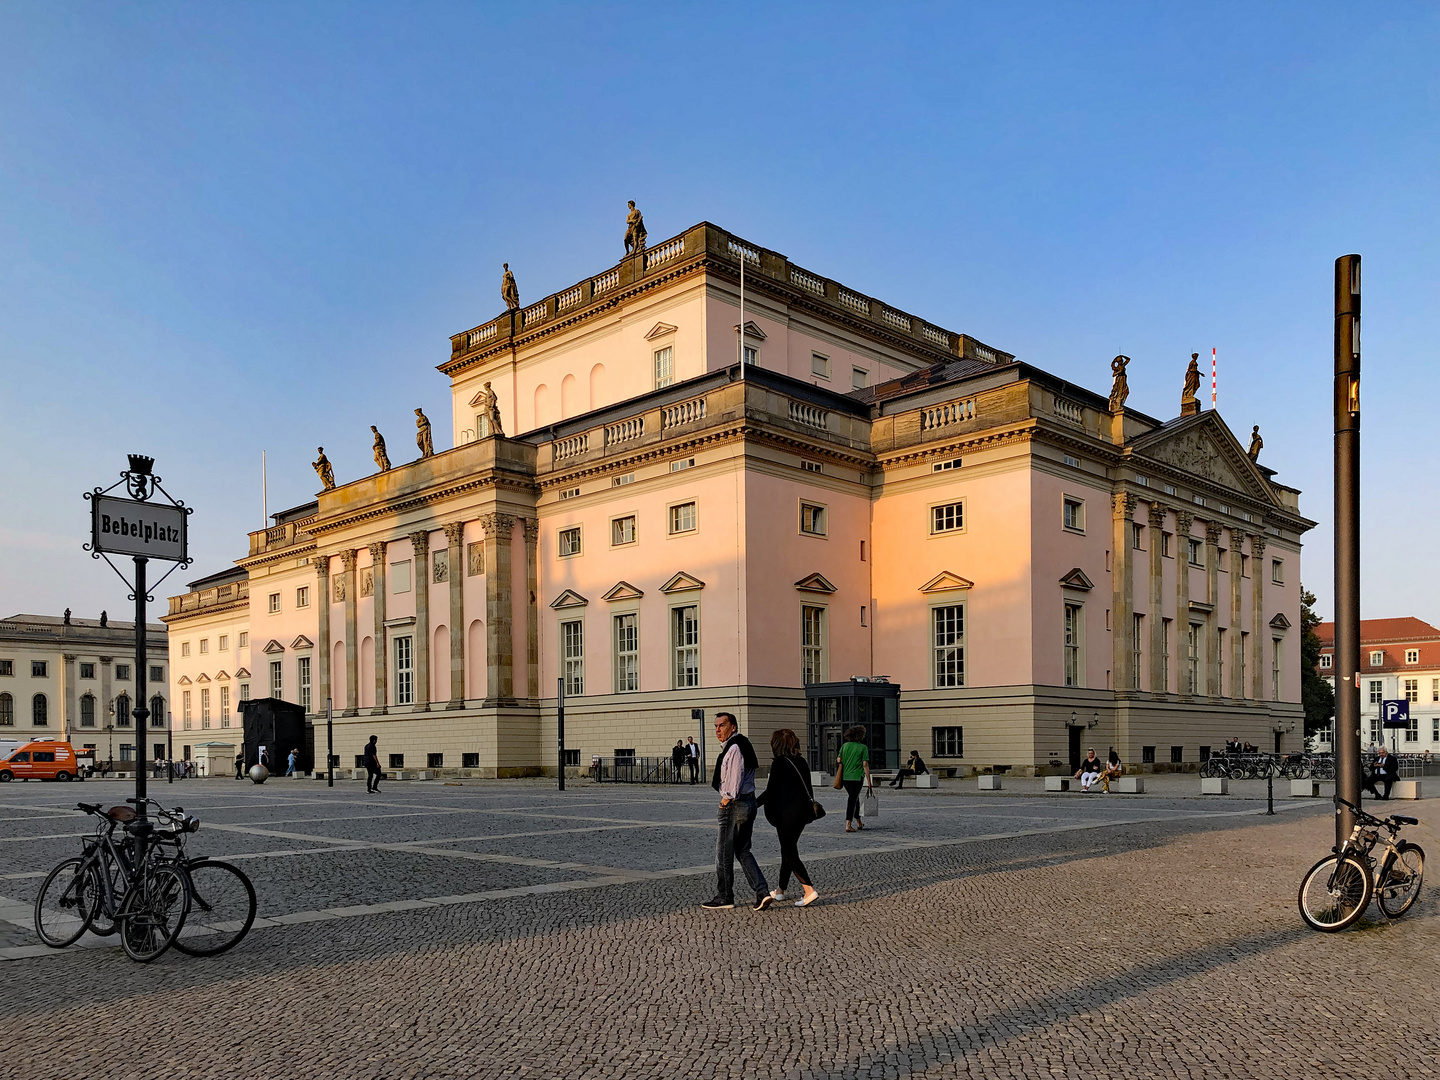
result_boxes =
[1113,776,1144,794]
[1390,780,1422,800]
[977,774,1002,790]
[912,773,939,789]
[1201,777,1229,795]
[1291,779,1321,797]
[1045,776,1071,792]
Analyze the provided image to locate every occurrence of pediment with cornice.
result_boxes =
[794,573,837,594]
[660,571,706,594]
[919,571,974,594]
[601,581,644,602]
[235,667,251,679]
[549,589,589,610]
[644,322,678,341]
[262,639,286,654]
[1128,414,1274,504]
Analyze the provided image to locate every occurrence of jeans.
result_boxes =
[843,779,864,821]
[688,758,699,783]
[776,824,811,891]
[366,764,382,792]
[715,794,767,902]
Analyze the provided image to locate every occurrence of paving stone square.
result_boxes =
[1,775,1437,1079]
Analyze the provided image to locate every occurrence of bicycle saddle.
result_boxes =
[76,802,102,814]
[1392,815,1419,826]
[106,805,136,823]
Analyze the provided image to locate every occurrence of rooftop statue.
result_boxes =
[415,408,434,458]
[624,201,647,254]
[313,447,336,491]
[1108,354,1130,412]
[479,381,504,437]
[1181,352,1202,415]
[501,263,519,311]
[1248,425,1263,463]
[370,426,391,473]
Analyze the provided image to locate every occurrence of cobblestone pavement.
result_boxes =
[1,775,1436,1079]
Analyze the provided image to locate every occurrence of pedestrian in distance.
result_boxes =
[286,748,299,777]
[363,735,382,793]
[835,725,872,832]
[889,749,928,789]
[756,728,820,907]
[686,737,700,783]
[234,752,244,780]
[1099,748,1124,793]
[671,740,687,783]
[1075,748,1102,791]
[701,712,772,911]
[1363,745,1399,800]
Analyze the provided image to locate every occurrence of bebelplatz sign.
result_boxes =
[89,494,188,562]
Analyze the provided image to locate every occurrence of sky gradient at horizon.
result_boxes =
[2,3,1437,624]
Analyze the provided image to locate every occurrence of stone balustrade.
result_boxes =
[921,399,976,430]
[644,236,685,270]
[788,401,829,430]
[553,433,589,461]
[661,396,707,429]
[1053,398,1084,425]
[248,516,317,557]
[789,266,826,295]
[555,283,585,311]
[168,579,250,616]
[881,308,912,333]
[837,287,870,316]
[604,416,644,446]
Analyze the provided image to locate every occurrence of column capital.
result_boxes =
[1147,502,1168,529]
[1228,526,1247,548]
[480,512,516,538]
[315,555,330,578]
[367,540,387,563]
[521,517,540,545]
[1174,510,1194,534]
[99,656,113,665]
[340,549,358,572]
[409,530,431,557]
[1112,492,1138,518]
[1205,519,1223,545]
[1249,532,1268,557]
[443,521,465,546]
[63,653,76,662]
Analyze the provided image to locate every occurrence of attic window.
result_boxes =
[1134,475,1149,487]
[933,459,960,473]
[558,488,581,501]
[612,473,635,487]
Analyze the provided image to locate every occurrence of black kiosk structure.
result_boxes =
[239,697,311,775]
[805,678,901,773]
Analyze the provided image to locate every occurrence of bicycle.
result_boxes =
[1298,798,1425,932]
[147,802,256,957]
[35,801,190,962]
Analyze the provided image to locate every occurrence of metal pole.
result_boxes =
[1334,254,1363,848]
[326,697,334,788]
[167,707,173,784]
[557,676,565,792]
[132,555,150,851]
[1267,770,1274,815]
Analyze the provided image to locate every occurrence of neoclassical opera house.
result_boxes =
[164,218,1311,777]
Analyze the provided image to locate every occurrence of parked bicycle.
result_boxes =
[1298,798,1425,932]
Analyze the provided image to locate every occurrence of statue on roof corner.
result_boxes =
[313,447,336,491]
[1108,355,1130,412]
[501,263,519,311]
[415,409,434,458]
[478,381,504,438]
[370,426,391,472]
[1247,425,1263,462]
[624,201,647,254]
[1181,352,1202,415]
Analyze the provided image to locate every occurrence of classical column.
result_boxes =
[480,512,516,703]
[444,522,466,708]
[341,550,359,716]
[370,541,388,714]
[1204,520,1222,697]
[409,531,431,711]
[62,654,77,742]
[1175,511,1194,696]
[522,518,540,700]
[1148,502,1167,694]
[315,557,331,714]
[1112,493,1137,693]
[1251,532,1268,701]
[1229,527,1246,699]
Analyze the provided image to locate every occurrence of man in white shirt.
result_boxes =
[702,712,772,911]
[685,737,700,784]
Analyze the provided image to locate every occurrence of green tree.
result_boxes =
[1300,586,1334,738]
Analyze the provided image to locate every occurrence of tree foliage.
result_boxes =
[1300,586,1334,736]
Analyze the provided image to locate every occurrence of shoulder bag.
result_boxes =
[832,754,844,790]
[788,757,826,821]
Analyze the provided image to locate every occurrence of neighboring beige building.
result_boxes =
[1316,617,1440,752]
[170,219,1313,776]
[0,612,167,763]
[161,567,252,771]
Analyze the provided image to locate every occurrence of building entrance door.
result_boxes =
[1067,725,1083,775]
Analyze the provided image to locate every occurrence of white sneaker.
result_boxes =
[795,889,819,907]
[770,889,788,902]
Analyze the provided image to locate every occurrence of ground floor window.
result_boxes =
[1171,746,1183,764]
[1142,746,1156,764]
[427,753,443,769]
[462,753,480,768]
[81,693,95,727]
[932,726,963,758]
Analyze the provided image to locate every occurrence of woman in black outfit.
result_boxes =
[756,728,820,907]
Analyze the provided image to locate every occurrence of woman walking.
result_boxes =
[756,729,820,907]
[836,725,872,832]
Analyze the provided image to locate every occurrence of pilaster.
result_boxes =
[1251,532,1268,700]
[62,654,77,743]
[410,531,431,711]
[481,513,516,704]
[1229,527,1246,699]
[522,518,540,700]
[369,541,388,714]
[1111,493,1137,693]
[444,522,466,708]
[1204,519,1222,696]
[315,556,331,714]
[1148,502,1167,694]
[1175,511,1194,696]
[341,550,358,716]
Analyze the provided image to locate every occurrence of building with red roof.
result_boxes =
[1315,617,1440,750]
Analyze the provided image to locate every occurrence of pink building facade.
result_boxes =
[171,221,1312,776]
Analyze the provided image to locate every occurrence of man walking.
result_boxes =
[234,752,245,780]
[686,737,699,784]
[671,740,687,783]
[702,712,772,911]
[363,735,382,794]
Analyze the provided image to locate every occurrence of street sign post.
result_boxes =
[1381,699,1410,753]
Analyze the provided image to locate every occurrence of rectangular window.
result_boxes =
[562,621,584,696]
[463,752,480,769]
[801,606,826,684]
[558,527,582,557]
[811,353,829,378]
[1171,745,1184,764]
[80,662,95,679]
[219,685,229,723]
[800,460,822,473]
[1271,559,1284,584]
[239,682,249,702]
[1406,716,1419,743]
[800,503,827,536]
[1433,678,1438,703]
[1239,631,1248,695]
[1064,604,1084,687]
[199,638,209,655]
[1161,532,1172,558]
[115,664,130,681]
[1063,497,1085,532]
[1186,624,1201,694]
[1241,554,1250,578]
[0,660,11,677]
[149,665,163,683]
[653,346,674,389]
[669,457,695,473]
[931,502,964,534]
[612,473,635,487]
[182,690,192,730]
[932,459,960,472]
[1319,654,1332,669]
[1132,614,1143,689]
[1063,454,1081,468]
[296,586,310,608]
[238,632,248,648]
[1369,679,1384,704]
[1405,678,1418,703]
[390,562,412,594]
[270,660,283,700]
[673,606,700,689]
[1160,619,1172,692]
[1272,639,1282,701]
[299,656,312,711]
[611,516,636,546]
[1370,651,1384,667]
[32,661,47,678]
[1142,746,1156,764]
[393,638,412,706]
[562,748,580,767]
[742,345,758,365]
[933,605,965,688]
[852,367,869,390]
[669,502,697,534]
[427,753,443,769]
[219,635,228,651]
[1132,523,1144,550]
[1406,649,1420,664]
[389,754,404,769]
[1188,538,1203,567]
[1217,627,1226,695]
[613,614,639,693]
[268,592,280,614]
[200,688,210,730]
[860,605,867,627]
[931,726,963,758]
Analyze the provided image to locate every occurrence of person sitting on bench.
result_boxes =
[1075,748,1103,791]
[1099,748,1124,793]
[1363,746,1399,800]
[888,750,929,788]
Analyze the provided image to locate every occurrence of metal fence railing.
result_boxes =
[591,756,697,784]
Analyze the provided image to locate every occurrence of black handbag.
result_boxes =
[789,757,826,821]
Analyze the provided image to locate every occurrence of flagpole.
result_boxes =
[1211,348,1217,409]
[739,247,745,368]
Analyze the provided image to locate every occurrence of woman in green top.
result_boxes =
[836,725,872,832]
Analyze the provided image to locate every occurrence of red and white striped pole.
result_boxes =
[1211,348,1217,409]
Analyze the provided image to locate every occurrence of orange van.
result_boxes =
[0,740,81,782]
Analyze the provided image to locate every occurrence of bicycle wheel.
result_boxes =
[1298,854,1373,932]
[120,864,189,963]
[34,858,95,948]
[1378,842,1425,919]
[173,860,256,957]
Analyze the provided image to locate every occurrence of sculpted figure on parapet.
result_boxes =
[313,447,336,491]
[1181,352,1202,410]
[370,426,391,472]
[415,408,434,458]
[624,201,647,254]
[501,263,519,311]
[1108,354,1130,412]
[479,381,503,437]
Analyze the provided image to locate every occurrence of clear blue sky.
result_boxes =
[2,2,1436,623]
